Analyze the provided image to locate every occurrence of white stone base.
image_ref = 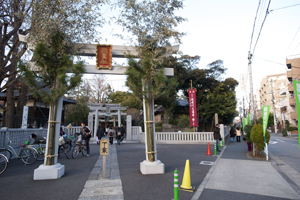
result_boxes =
[33,163,65,180]
[140,160,165,174]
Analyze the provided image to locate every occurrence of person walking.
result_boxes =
[236,127,241,142]
[81,121,92,156]
[96,125,105,144]
[119,124,126,143]
[116,126,122,145]
[108,127,114,145]
[213,124,222,152]
[230,126,236,142]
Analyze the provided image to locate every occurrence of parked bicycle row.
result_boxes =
[0,128,91,175]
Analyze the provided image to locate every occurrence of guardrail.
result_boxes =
[0,124,230,148]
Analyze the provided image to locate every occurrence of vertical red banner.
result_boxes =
[188,89,198,127]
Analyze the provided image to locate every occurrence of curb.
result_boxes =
[190,146,226,200]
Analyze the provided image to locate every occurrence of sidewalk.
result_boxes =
[196,140,300,200]
[78,137,300,200]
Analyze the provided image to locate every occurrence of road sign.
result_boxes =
[100,139,109,155]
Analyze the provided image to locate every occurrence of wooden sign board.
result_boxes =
[100,139,109,156]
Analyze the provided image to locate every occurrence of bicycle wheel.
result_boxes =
[20,147,37,165]
[0,154,8,175]
[36,145,46,161]
[72,145,79,159]
[62,144,69,159]
[64,143,71,152]
[82,146,87,156]
[0,149,12,161]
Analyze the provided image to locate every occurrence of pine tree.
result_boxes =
[19,31,85,165]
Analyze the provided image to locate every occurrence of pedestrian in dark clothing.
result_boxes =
[213,124,222,151]
[116,126,123,145]
[119,124,126,142]
[108,127,114,145]
[60,127,66,136]
[230,127,236,142]
[96,125,105,144]
[81,122,92,156]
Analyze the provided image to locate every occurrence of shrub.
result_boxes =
[287,126,298,131]
[177,115,190,128]
[282,128,287,137]
[244,124,253,143]
[169,118,178,125]
[250,124,270,151]
[155,121,163,132]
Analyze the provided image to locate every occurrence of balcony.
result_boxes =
[289,97,295,106]
[280,88,286,95]
[291,111,297,120]
[288,83,294,93]
[287,70,292,79]
[280,99,285,107]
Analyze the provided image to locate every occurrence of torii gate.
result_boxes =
[19,35,178,179]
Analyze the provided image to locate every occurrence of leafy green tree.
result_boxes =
[65,97,91,126]
[256,113,276,127]
[19,31,85,166]
[117,0,185,162]
[109,91,143,110]
[1,0,109,127]
[177,115,190,128]
[155,77,178,124]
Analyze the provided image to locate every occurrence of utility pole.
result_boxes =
[271,79,277,134]
[243,96,245,118]
[248,51,256,124]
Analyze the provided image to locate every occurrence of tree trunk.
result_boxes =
[6,76,16,128]
[15,81,28,128]
[163,109,170,124]
[143,82,156,162]
[45,101,57,165]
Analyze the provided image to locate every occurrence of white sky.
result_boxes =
[84,0,300,108]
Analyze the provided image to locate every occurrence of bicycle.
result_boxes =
[59,137,70,159]
[72,140,87,159]
[35,142,46,161]
[0,154,8,175]
[0,140,38,165]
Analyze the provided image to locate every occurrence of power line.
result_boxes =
[249,0,262,52]
[285,26,300,56]
[270,3,300,12]
[252,0,272,54]
[292,40,300,55]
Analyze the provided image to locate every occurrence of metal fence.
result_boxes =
[0,128,48,149]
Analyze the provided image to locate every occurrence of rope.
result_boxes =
[44,154,59,158]
[47,121,61,123]
[145,151,157,154]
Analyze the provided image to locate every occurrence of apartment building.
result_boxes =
[258,73,286,124]
[280,55,300,126]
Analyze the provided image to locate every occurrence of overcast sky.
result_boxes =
[85,0,300,108]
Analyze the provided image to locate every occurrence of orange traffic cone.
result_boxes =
[206,142,212,156]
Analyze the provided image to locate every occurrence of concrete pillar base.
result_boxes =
[140,160,165,174]
[33,163,65,180]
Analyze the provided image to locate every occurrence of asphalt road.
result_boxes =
[117,143,218,200]
[0,144,100,200]
[268,134,300,173]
